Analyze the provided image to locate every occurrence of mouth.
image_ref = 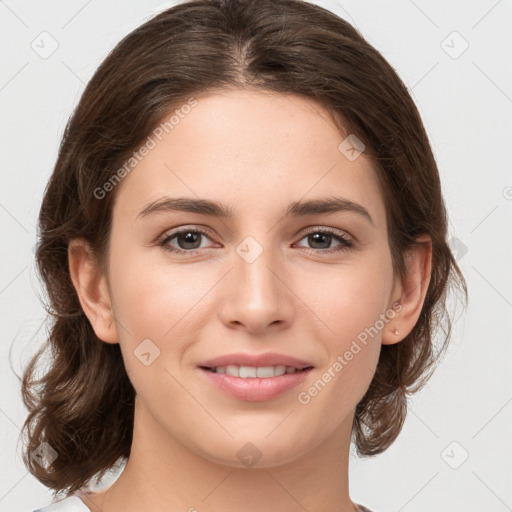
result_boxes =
[199,364,314,378]
[196,352,315,401]
[198,364,315,401]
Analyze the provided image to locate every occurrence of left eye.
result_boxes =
[158,228,353,254]
[159,228,213,252]
[295,230,353,253]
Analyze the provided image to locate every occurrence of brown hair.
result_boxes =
[20,0,467,496]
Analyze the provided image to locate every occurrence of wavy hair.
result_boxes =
[20,0,467,496]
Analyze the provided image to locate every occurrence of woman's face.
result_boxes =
[96,89,402,467]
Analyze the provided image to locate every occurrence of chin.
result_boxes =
[193,435,312,470]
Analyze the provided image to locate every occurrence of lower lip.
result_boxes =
[199,368,313,401]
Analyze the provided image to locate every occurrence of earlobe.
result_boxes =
[68,237,119,344]
[382,234,432,345]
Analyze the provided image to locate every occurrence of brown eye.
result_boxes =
[159,228,214,253]
[295,229,353,253]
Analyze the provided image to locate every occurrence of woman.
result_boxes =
[22,0,467,510]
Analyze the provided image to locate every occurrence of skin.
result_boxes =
[69,88,432,512]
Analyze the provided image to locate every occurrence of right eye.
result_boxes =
[158,227,216,254]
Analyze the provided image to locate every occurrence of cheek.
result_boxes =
[109,247,204,333]
[293,253,392,408]
[107,246,217,384]
[107,250,196,398]
[299,252,393,342]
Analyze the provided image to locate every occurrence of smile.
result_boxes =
[199,365,314,401]
[201,364,312,378]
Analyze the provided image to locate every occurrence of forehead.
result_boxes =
[112,88,386,228]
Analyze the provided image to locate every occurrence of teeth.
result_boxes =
[226,365,239,377]
[240,366,257,378]
[212,365,299,378]
[257,366,276,378]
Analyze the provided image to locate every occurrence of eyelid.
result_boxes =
[156,225,216,246]
[298,225,353,243]
[293,226,354,255]
[157,224,355,254]
[157,224,353,242]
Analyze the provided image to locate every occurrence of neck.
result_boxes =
[83,400,358,512]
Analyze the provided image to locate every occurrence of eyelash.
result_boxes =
[157,226,354,255]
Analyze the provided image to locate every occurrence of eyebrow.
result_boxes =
[137,196,374,225]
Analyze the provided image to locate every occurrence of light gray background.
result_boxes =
[1,1,511,511]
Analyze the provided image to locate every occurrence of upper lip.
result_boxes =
[198,352,314,370]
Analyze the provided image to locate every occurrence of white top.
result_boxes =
[31,495,89,511]
[32,494,374,511]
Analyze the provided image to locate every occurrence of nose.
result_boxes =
[216,241,295,335]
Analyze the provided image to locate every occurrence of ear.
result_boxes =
[382,234,432,345]
[68,237,119,344]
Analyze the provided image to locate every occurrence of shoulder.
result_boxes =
[356,504,376,512]
[30,495,89,512]
[31,496,373,512]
